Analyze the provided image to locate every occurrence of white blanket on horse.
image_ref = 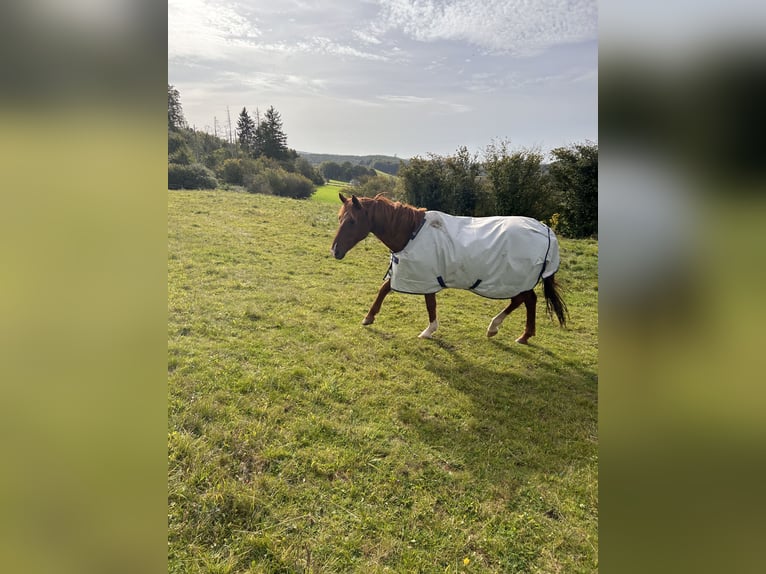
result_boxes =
[389,211,560,299]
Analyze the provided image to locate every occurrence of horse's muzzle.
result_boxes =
[330,244,345,260]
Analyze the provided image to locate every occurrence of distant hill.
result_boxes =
[297,151,406,165]
[297,151,408,175]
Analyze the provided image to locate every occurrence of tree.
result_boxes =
[168,84,186,131]
[355,173,400,198]
[444,146,480,216]
[236,107,257,157]
[399,155,448,211]
[340,161,354,181]
[398,148,480,215]
[483,141,553,221]
[548,142,598,237]
[294,157,324,185]
[256,105,289,160]
[372,159,401,175]
[168,130,193,165]
[320,161,343,181]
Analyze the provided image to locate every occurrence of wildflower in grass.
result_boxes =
[463,557,470,566]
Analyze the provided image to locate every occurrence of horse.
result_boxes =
[330,193,568,341]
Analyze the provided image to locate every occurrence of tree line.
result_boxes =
[299,153,402,176]
[168,84,322,198]
[319,161,377,183]
[393,142,597,238]
[169,84,597,237]
[347,142,597,238]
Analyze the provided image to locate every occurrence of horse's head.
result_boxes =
[331,193,373,259]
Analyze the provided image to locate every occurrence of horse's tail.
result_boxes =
[542,274,568,328]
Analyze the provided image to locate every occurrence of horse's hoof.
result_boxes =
[418,321,438,339]
[515,336,530,344]
[487,329,498,338]
[362,317,374,325]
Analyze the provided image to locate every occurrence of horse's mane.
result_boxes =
[359,194,425,251]
[365,194,425,212]
[367,194,424,225]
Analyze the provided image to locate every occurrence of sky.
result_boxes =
[168,0,598,158]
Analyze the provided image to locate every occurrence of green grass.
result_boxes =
[168,190,598,573]
[313,180,351,204]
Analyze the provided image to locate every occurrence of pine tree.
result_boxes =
[236,107,257,157]
[256,106,288,160]
[168,84,186,131]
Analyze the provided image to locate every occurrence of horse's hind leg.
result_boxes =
[418,293,439,338]
[516,290,537,344]
[486,290,536,343]
[363,278,391,325]
[487,294,524,337]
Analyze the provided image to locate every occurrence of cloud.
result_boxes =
[466,66,598,93]
[169,1,595,155]
[353,29,383,45]
[170,1,596,65]
[376,0,597,55]
[296,36,390,61]
[168,0,261,60]
[378,94,434,104]
[378,94,471,113]
[221,71,329,95]
[169,0,390,64]
[243,36,390,62]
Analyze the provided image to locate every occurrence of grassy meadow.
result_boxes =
[313,180,352,204]
[168,189,598,572]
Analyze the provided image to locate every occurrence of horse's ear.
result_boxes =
[339,192,347,203]
[351,195,362,209]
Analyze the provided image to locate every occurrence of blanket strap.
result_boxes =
[536,225,552,285]
[436,277,482,290]
[384,253,399,280]
[410,217,427,241]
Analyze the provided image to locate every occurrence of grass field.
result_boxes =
[313,180,352,204]
[168,189,598,572]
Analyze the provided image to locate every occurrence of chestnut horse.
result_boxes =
[330,193,567,340]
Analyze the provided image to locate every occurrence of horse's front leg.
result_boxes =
[362,278,392,325]
[418,293,439,338]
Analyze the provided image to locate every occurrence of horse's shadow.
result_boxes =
[400,336,597,483]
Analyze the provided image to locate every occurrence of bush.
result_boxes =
[295,157,324,185]
[220,158,245,185]
[483,142,553,221]
[243,172,270,195]
[548,143,598,238]
[244,167,315,199]
[269,169,315,199]
[168,131,194,165]
[399,155,448,211]
[169,147,194,166]
[168,163,218,190]
[354,174,399,198]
